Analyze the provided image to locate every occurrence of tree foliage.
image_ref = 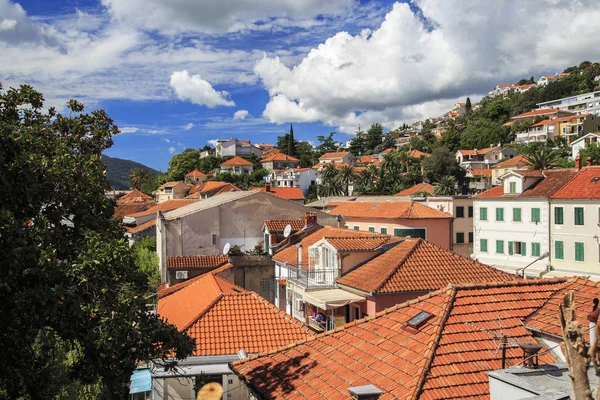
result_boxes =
[459,119,511,150]
[422,147,466,184]
[0,83,194,398]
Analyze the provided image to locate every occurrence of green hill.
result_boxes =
[102,155,159,190]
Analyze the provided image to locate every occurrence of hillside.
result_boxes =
[102,155,159,190]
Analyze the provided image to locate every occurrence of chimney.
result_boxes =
[517,343,542,369]
[575,155,582,170]
[265,183,271,192]
[296,243,302,266]
[587,157,593,167]
[347,385,383,400]
[473,148,478,155]
[304,212,317,227]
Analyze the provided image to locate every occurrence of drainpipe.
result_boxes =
[545,198,553,276]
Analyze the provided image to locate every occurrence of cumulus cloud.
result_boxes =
[101,0,354,34]
[168,146,176,154]
[0,18,16,31]
[256,0,600,131]
[119,126,139,133]
[233,110,249,120]
[170,70,235,108]
[184,123,194,130]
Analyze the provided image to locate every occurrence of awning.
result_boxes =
[303,288,365,310]
[129,368,152,394]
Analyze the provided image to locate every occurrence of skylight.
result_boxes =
[407,311,432,329]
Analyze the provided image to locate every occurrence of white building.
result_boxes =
[456,146,516,170]
[537,89,600,116]
[269,167,319,195]
[570,132,600,159]
[214,137,263,158]
[537,75,558,86]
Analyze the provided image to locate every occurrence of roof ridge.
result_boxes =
[248,291,314,334]
[447,276,568,292]
[372,239,421,294]
[181,292,224,331]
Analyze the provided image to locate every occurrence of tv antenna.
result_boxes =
[283,224,292,238]
[222,243,231,255]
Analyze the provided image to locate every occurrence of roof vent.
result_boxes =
[517,342,542,369]
[347,384,383,400]
[592,177,600,183]
[407,311,432,329]
[370,204,379,210]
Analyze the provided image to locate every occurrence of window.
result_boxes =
[555,241,564,260]
[392,228,426,239]
[368,226,375,232]
[509,182,516,194]
[456,232,465,244]
[575,207,585,226]
[513,208,522,222]
[456,206,465,218]
[380,227,388,234]
[344,225,349,229]
[554,207,564,225]
[480,207,488,221]
[496,208,504,222]
[508,241,526,256]
[468,206,473,218]
[531,208,541,223]
[575,242,585,262]
[496,240,504,254]
[468,232,473,243]
[480,239,488,252]
[353,225,360,231]
[532,242,541,257]
[264,234,270,252]
[211,234,217,245]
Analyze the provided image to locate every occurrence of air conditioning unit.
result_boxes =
[176,271,188,280]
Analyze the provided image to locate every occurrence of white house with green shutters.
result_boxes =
[473,169,577,277]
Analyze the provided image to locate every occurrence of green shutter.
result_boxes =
[264,234,270,252]
[468,232,473,243]
[508,241,513,255]
[575,207,584,225]
[575,242,585,261]
[496,208,504,222]
[521,242,526,256]
[368,226,375,232]
[509,182,516,194]
[554,207,564,225]
[380,227,388,234]
[354,226,360,230]
[513,208,521,222]
[481,239,488,252]
[456,233,464,244]
[393,228,401,236]
[480,207,488,221]
[555,241,564,260]
[531,208,540,223]
[532,242,541,257]
[344,225,349,229]
[496,240,504,254]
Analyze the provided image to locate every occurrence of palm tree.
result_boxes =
[129,167,150,190]
[397,150,412,173]
[355,168,376,195]
[526,148,558,170]
[337,165,356,196]
[433,175,457,196]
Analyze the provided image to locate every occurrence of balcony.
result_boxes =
[286,264,338,289]
[515,131,547,144]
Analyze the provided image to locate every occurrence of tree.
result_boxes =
[433,175,457,196]
[315,132,339,156]
[166,148,202,180]
[129,167,151,190]
[381,132,395,150]
[364,123,383,153]
[465,97,472,116]
[132,236,160,289]
[0,83,194,398]
[526,147,558,170]
[337,165,356,196]
[287,123,296,156]
[580,143,600,165]
[348,127,366,156]
[422,147,466,184]
[459,119,511,150]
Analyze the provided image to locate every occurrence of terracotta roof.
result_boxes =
[469,168,493,177]
[475,169,577,199]
[185,169,207,178]
[541,75,557,80]
[357,155,381,165]
[512,108,570,120]
[186,181,241,198]
[490,155,532,169]
[395,183,434,196]
[256,143,274,147]
[158,181,184,189]
[261,153,300,163]
[325,236,391,252]
[532,118,556,127]
[233,279,569,400]
[330,201,452,219]
[273,226,387,266]
[251,186,305,200]
[337,238,514,294]
[408,149,430,159]
[157,273,313,356]
[158,263,233,298]
[113,203,151,219]
[551,166,600,199]
[126,199,199,218]
[166,255,229,270]
[116,189,154,205]
[457,147,497,156]
[265,219,305,233]
[518,84,535,90]
[319,151,350,160]
[125,218,156,234]
[221,156,254,166]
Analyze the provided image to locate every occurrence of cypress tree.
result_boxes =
[287,123,296,156]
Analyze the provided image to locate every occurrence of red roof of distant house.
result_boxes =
[408,149,429,159]
[395,182,434,196]
[113,203,152,219]
[518,83,536,90]
[457,146,498,156]
[126,199,199,218]
[491,155,532,169]
[233,278,569,400]
[186,181,241,199]
[542,75,557,80]
[551,166,600,199]
[185,169,207,178]
[116,189,154,205]
[319,151,350,160]
[512,108,570,120]
[220,156,254,166]
[251,186,305,201]
[535,114,592,126]
[260,153,299,163]
[265,219,305,232]
[469,168,493,177]
[255,143,274,147]
[125,219,156,234]
[337,238,514,294]
[330,201,452,219]
[158,181,185,189]
[325,236,392,252]
[475,169,577,199]
[357,155,381,165]
[166,255,229,270]
[157,273,313,356]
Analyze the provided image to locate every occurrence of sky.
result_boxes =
[2,0,600,171]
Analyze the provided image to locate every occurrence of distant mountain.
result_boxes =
[102,155,160,190]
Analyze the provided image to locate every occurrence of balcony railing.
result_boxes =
[286,264,338,289]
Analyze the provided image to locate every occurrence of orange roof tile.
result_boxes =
[490,155,532,169]
[357,155,381,165]
[551,166,600,199]
[469,168,493,177]
[395,182,434,196]
[325,236,391,252]
[512,108,570,120]
[116,189,154,205]
[265,219,305,232]
[113,203,151,219]
[125,218,156,234]
[330,201,452,219]
[157,273,313,356]
[220,156,254,166]
[251,186,305,200]
[408,149,430,159]
[166,255,229,270]
[337,239,514,294]
[457,146,497,156]
[233,279,570,400]
[319,151,350,160]
[475,169,577,199]
[158,181,185,189]
[158,263,233,298]
[185,169,207,177]
[126,199,199,218]
[260,153,300,163]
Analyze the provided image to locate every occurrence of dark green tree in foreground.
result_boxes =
[0,84,194,399]
[287,123,296,156]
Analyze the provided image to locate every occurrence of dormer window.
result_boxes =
[509,182,516,194]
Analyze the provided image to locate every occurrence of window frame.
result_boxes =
[468,232,473,243]
[456,232,465,244]
[554,207,564,225]
[496,240,504,254]
[509,182,516,194]
[480,207,488,221]
[574,207,585,226]
[495,208,504,222]
[368,226,375,233]
[480,238,488,252]
[513,208,522,222]
[555,240,564,260]
[468,206,474,218]
[532,242,541,257]
[380,227,388,234]
[353,225,360,231]
[531,208,541,223]
[456,206,465,218]
[575,242,585,262]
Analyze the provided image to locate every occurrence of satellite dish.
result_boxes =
[223,243,231,255]
[283,224,292,238]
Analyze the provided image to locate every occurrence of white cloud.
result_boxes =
[256,0,600,132]
[119,126,139,133]
[168,146,176,154]
[184,123,194,130]
[207,139,219,147]
[170,70,235,108]
[233,110,249,120]
[0,18,16,31]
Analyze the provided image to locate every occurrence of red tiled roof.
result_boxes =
[551,166,600,199]
[395,183,434,196]
[541,75,557,80]
[330,201,452,219]
[261,153,300,163]
[158,263,233,298]
[233,279,569,400]
[116,189,154,205]
[337,238,514,294]
[319,151,350,160]
[166,255,229,270]
[187,181,242,198]
[357,155,381,165]
[113,203,151,219]
[126,199,199,218]
[157,273,313,356]
[251,186,305,200]
[158,181,184,189]
[475,169,577,199]
[125,218,156,234]
[457,146,497,156]
[185,169,207,177]
[265,219,305,232]
[221,156,254,166]
[491,155,532,169]
[469,168,493,177]
[532,118,556,127]
[408,149,430,159]
[325,236,391,252]
[511,108,570,120]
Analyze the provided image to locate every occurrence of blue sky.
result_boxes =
[2,0,600,171]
